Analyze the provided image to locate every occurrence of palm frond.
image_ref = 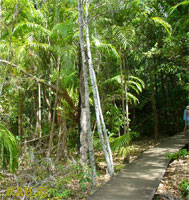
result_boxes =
[151,17,172,37]
[127,92,139,104]
[93,38,120,59]
[112,25,135,49]
[111,132,139,152]
[169,1,189,14]
[0,122,19,172]
[129,75,145,89]
[13,22,50,36]
[50,20,74,42]
[128,80,142,93]
[103,75,121,85]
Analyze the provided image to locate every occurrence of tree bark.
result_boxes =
[146,36,159,142]
[56,115,67,161]
[85,0,114,177]
[170,74,179,132]
[18,81,23,143]
[120,58,127,135]
[48,58,61,157]
[42,85,52,127]
[78,0,96,188]
[160,70,167,121]
[148,62,159,142]
[123,56,129,133]
[35,83,42,137]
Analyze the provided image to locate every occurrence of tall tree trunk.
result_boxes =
[160,70,167,122]
[18,82,23,143]
[78,46,83,155]
[48,58,61,157]
[146,37,159,142]
[35,83,42,137]
[56,115,67,161]
[170,75,179,132]
[123,57,129,133]
[120,58,127,135]
[85,0,114,177]
[38,83,42,137]
[78,47,88,161]
[47,88,52,127]
[148,62,159,142]
[42,85,52,128]
[78,0,96,188]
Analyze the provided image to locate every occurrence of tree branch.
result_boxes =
[0,59,77,119]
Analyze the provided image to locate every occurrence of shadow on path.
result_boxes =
[87,133,189,200]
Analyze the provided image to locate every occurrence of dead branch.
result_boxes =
[154,193,179,200]
[0,59,77,116]
[23,134,50,144]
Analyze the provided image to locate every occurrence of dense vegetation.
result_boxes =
[0,0,188,198]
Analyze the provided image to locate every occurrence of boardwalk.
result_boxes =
[88,133,189,200]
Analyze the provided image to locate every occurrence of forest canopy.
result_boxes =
[0,0,188,196]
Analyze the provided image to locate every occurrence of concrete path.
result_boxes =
[88,133,189,200]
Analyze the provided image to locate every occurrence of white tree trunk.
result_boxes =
[38,83,42,137]
[78,0,96,188]
[123,58,129,132]
[85,0,114,177]
[35,84,42,137]
[18,81,23,143]
[120,58,127,134]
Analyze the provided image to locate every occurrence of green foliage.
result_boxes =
[151,17,172,37]
[111,132,140,152]
[169,1,189,15]
[179,179,189,199]
[104,104,123,134]
[79,173,91,192]
[93,38,120,59]
[0,121,19,172]
[112,24,135,49]
[103,75,144,104]
[13,22,50,36]
[48,188,71,199]
[165,149,188,160]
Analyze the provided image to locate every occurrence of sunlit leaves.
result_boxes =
[169,1,189,15]
[103,75,144,104]
[112,25,135,50]
[93,38,120,59]
[111,131,139,152]
[13,22,50,36]
[152,17,172,37]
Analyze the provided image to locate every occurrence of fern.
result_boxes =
[111,132,139,152]
[93,38,120,59]
[103,74,144,104]
[50,21,74,40]
[112,25,135,49]
[0,122,19,172]
[13,22,50,36]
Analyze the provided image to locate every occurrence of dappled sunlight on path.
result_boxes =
[88,134,189,200]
